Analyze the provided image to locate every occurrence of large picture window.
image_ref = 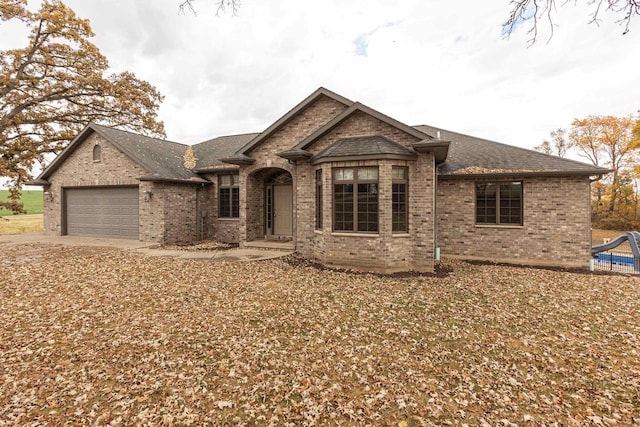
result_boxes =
[475,181,522,225]
[219,174,239,218]
[392,167,408,232]
[315,169,322,229]
[333,167,378,233]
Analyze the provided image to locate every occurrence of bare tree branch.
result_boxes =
[503,0,639,43]
[179,0,242,16]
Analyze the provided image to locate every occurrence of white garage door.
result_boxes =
[65,187,139,239]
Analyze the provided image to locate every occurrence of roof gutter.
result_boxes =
[193,166,240,174]
[411,140,450,164]
[138,175,212,185]
[219,154,255,165]
[438,169,613,179]
[24,178,50,186]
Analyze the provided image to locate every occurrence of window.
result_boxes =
[92,145,101,162]
[266,187,273,229]
[219,174,239,218]
[475,182,522,225]
[315,169,322,229]
[333,167,378,232]
[392,167,408,232]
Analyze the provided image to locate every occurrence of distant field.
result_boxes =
[0,190,43,216]
[0,213,43,234]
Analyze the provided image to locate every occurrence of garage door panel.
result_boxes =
[65,187,139,239]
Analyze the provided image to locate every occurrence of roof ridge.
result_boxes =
[194,131,261,147]
[237,87,354,155]
[90,123,186,147]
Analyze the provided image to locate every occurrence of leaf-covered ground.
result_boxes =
[1,244,639,426]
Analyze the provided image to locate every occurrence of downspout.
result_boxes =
[434,157,440,261]
[195,184,201,241]
[434,132,440,262]
[291,159,298,250]
[588,175,604,242]
[434,129,441,260]
[588,174,603,270]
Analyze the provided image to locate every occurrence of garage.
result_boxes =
[64,187,139,239]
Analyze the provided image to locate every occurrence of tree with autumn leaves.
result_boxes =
[0,0,165,213]
[537,114,640,230]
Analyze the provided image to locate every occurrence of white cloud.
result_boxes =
[3,0,639,152]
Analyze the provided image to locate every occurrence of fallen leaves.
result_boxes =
[0,245,639,425]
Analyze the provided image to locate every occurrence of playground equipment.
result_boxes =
[591,231,640,272]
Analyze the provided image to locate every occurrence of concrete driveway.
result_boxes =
[0,231,151,249]
[0,232,293,262]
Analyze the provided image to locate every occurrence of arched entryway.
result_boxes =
[265,170,293,238]
[246,167,293,241]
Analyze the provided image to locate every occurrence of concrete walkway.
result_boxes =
[0,232,293,262]
[134,247,292,262]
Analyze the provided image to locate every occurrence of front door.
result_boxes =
[273,185,293,236]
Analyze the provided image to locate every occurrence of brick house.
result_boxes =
[29,87,610,273]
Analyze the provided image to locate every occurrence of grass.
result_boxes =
[0,213,43,235]
[0,189,43,216]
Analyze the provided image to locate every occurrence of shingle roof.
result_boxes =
[33,89,612,187]
[193,133,259,171]
[90,125,207,183]
[310,135,417,164]
[414,125,611,177]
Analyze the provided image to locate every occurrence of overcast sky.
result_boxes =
[3,0,639,153]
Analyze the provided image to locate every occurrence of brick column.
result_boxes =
[410,152,435,272]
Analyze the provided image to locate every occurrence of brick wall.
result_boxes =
[200,174,239,243]
[296,157,435,274]
[248,95,349,159]
[409,152,436,271]
[136,182,202,245]
[139,181,164,243]
[43,133,147,236]
[238,94,347,245]
[306,110,421,156]
[236,97,437,273]
[436,176,592,267]
[42,131,204,246]
[163,184,198,245]
[291,111,435,273]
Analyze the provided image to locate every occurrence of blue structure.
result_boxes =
[591,231,640,272]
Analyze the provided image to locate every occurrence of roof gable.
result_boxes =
[38,123,142,180]
[292,102,431,152]
[38,123,207,184]
[236,87,353,156]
